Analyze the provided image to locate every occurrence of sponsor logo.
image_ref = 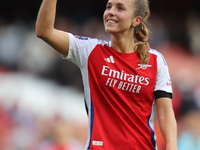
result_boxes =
[137,64,152,70]
[166,79,171,86]
[101,65,149,85]
[74,35,89,40]
[92,141,103,146]
[101,65,151,94]
[105,56,115,63]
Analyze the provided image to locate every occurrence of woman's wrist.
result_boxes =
[166,145,178,150]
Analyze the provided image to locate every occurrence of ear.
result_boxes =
[132,16,142,27]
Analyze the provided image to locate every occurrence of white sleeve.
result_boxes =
[154,52,172,93]
[62,33,108,69]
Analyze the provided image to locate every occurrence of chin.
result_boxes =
[105,27,117,34]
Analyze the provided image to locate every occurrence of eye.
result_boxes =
[106,5,111,10]
[118,6,124,10]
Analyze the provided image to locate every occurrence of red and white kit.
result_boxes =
[63,33,173,150]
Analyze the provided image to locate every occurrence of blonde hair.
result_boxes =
[133,0,150,64]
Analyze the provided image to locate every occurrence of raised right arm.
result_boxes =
[36,0,69,56]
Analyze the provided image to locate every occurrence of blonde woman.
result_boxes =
[36,0,178,149]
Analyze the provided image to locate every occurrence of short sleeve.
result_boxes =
[154,52,172,94]
[62,33,108,68]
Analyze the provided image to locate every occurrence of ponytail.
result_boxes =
[133,0,150,64]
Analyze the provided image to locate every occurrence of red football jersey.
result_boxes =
[64,33,172,150]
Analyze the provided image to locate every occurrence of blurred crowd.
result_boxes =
[0,0,200,149]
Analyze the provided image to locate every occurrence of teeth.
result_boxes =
[108,20,116,23]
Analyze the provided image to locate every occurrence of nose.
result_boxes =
[108,7,116,16]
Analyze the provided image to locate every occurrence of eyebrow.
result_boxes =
[107,2,125,7]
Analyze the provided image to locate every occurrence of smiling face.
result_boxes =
[103,0,141,36]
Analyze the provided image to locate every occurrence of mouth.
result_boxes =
[107,19,118,23]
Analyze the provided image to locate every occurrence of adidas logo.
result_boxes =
[105,56,115,63]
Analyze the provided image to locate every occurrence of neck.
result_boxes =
[111,34,136,53]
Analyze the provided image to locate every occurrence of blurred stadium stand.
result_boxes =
[0,0,200,149]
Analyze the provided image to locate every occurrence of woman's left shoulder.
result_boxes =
[149,48,163,56]
[149,48,168,68]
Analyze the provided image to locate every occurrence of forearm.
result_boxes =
[35,0,69,56]
[36,0,57,38]
[158,108,177,150]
